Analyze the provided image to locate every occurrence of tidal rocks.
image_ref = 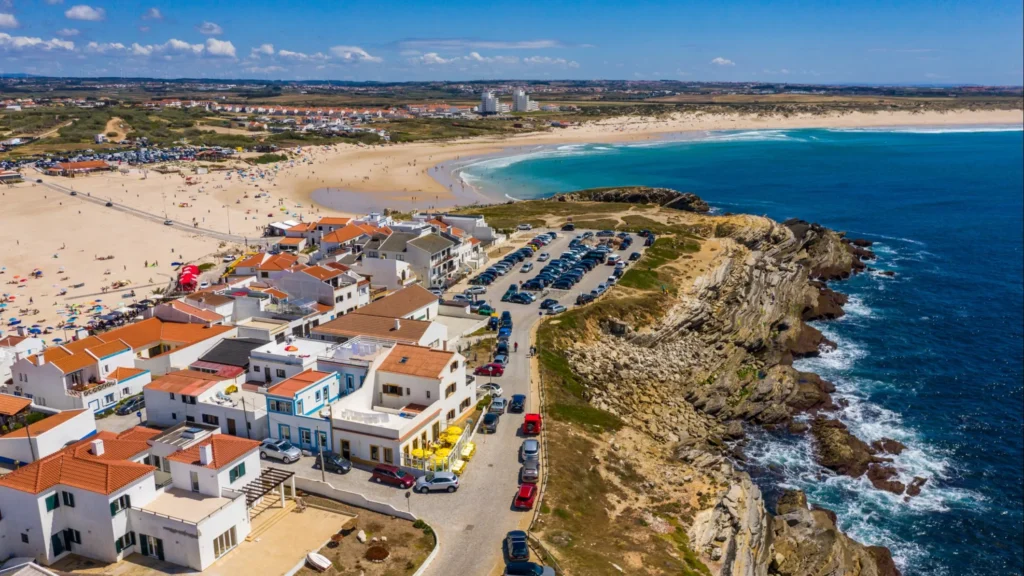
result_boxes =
[810,417,875,477]
[907,477,928,497]
[871,437,907,455]
[803,282,848,321]
[785,322,837,359]
[553,186,711,213]
[867,463,906,495]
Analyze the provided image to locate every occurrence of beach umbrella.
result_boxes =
[52,337,63,342]
[94,299,102,303]
[28,328,41,334]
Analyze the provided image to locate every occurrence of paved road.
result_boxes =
[272,229,642,576]
[37,178,272,247]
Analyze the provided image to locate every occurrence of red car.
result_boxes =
[513,484,537,510]
[521,413,542,435]
[371,464,414,489]
[474,363,505,377]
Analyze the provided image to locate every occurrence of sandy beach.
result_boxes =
[1,108,1019,338]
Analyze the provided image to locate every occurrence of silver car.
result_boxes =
[260,439,301,463]
[520,439,540,463]
[414,471,460,494]
[521,460,540,483]
[489,397,508,414]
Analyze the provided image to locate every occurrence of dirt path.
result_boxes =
[103,117,129,141]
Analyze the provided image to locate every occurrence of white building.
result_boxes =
[248,337,334,387]
[143,370,268,440]
[0,408,97,466]
[329,343,474,467]
[512,88,539,112]
[480,91,499,115]
[0,425,272,572]
[264,370,339,452]
[0,334,45,386]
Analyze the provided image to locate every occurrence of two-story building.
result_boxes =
[143,370,268,439]
[265,370,339,452]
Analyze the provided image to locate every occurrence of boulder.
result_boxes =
[867,464,906,495]
[871,437,907,455]
[907,476,928,497]
[810,417,875,477]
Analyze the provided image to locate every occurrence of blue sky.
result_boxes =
[1,0,1021,84]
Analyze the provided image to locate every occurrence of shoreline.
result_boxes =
[306,112,1023,213]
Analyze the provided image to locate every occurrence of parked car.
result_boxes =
[512,484,538,510]
[312,451,352,474]
[504,562,555,576]
[521,460,540,484]
[539,298,559,310]
[478,383,504,396]
[414,471,460,493]
[494,353,509,365]
[466,285,487,295]
[517,223,533,231]
[509,292,535,305]
[477,304,496,316]
[509,394,527,413]
[496,341,510,356]
[475,363,505,377]
[115,396,145,416]
[481,412,500,433]
[498,326,513,339]
[260,439,301,463]
[522,413,543,435]
[576,293,595,306]
[371,464,415,489]
[489,397,508,414]
[520,438,541,462]
[500,311,513,326]
[537,252,550,262]
[561,223,576,231]
[545,304,566,315]
[505,530,530,562]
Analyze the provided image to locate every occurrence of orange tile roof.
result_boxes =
[450,227,466,238]
[353,284,437,319]
[91,318,233,354]
[266,370,332,398]
[168,300,225,323]
[235,253,266,269]
[286,222,316,233]
[0,409,88,438]
[0,393,31,416]
[321,224,369,245]
[317,217,351,227]
[166,435,260,470]
[27,336,130,375]
[301,266,344,281]
[0,335,28,347]
[324,262,350,272]
[0,428,156,494]
[278,237,305,246]
[145,369,228,396]
[108,367,147,381]
[312,313,431,342]
[314,303,334,314]
[57,160,109,171]
[259,253,299,271]
[469,238,481,245]
[84,339,131,359]
[379,344,457,379]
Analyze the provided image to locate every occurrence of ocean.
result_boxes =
[459,127,1024,576]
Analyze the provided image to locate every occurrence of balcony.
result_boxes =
[67,378,114,397]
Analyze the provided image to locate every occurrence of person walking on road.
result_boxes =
[514,342,519,353]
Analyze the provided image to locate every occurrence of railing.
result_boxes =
[399,421,473,473]
[67,379,115,397]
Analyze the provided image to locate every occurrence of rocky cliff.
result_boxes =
[537,195,901,575]
[554,186,712,213]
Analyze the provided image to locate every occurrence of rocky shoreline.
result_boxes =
[553,190,907,574]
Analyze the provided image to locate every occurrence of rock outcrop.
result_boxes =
[554,186,711,213]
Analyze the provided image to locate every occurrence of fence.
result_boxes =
[527,346,565,575]
[399,420,475,473]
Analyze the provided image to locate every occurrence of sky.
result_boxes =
[1,0,1022,85]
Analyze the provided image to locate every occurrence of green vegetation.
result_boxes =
[662,524,713,576]
[252,152,288,164]
[618,236,700,292]
[196,262,216,272]
[452,199,630,230]
[387,118,531,143]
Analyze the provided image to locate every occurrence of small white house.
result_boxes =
[265,370,339,452]
[144,370,268,440]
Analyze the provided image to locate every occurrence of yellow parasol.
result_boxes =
[444,426,463,435]
[434,448,451,459]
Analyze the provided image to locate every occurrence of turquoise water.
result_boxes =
[461,127,1024,575]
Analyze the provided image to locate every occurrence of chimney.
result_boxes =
[16,325,26,337]
[90,439,105,456]
[199,444,214,466]
[393,319,401,331]
[34,353,45,367]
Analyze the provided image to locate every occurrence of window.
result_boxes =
[252,365,260,373]
[268,399,293,414]
[370,445,380,461]
[276,369,286,378]
[445,383,456,398]
[460,398,471,412]
[170,393,175,400]
[450,361,458,373]
[213,527,237,559]
[190,471,200,492]
[447,409,456,420]
[122,387,130,395]
[61,491,75,508]
[181,395,196,405]
[202,414,220,426]
[104,393,115,405]
[45,493,60,511]
[186,416,195,422]
[426,390,430,399]
[114,532,136,553]
[228,462,246,483]
[21,534,28,544]
[109,494,131,516]
[315,389,322,401]
[171,412,177,420]
[382,385,402,396]
[65,528,82,544]
[383,447,394,464]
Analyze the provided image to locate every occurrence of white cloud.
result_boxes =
[0,13,18,28]
[277,49,328,61]
[246,65,285,74]
[411,52,453,65]
[130,38,204,57]
[400,38,565,50]
[763,68,790,75]
[197,21,222,35]
[45,0,64,4]
[205,38,235,58]
[710,57,735,66]
[65,5,106,21]
[524,55,579,67]
[85,41,126,54]
[329,45,382,63]
[251,43,274,57]
[0,32,75,51]
[130,42,153,56]
[142,7,163,20]
[56,28,80,37]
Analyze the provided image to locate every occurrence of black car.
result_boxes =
[313,451,353,474]
[576,293,596,306]
[539,299,559,310]
[629,252,642,261]
[561,223,575,231]
[505,530,530,562]
[552,280,574,290]
[482,412,500,433]
[509,394,527,413]
[115,396,145,416]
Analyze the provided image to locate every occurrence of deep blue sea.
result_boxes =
[461,127,1024,576]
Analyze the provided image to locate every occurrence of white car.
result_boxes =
[537,253,550,262]
[222,255,235,263]
[521,263,534,273]
[546,304,567,315]
[198,281,210,289]
[517,223,533,231]
[465,286,487,295]
[478,383,504,397]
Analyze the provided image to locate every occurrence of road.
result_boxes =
[272,229,642,576]
[37,178,272,247]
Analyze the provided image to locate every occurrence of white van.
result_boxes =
[606,254,621,266]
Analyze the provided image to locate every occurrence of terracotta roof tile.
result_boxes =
[379,344,458,379]
[301,266,343,281]
[145,369,228,396]
[168,301,225,323]
[321,224,369,245]
[312,314,431,342]
[266,370,332,398]
[353,284,437,319]
[108,367,147,381]
[317,217,351,227]
[278,237,305,246]
[0,393,31,416]
[165,435,260,470]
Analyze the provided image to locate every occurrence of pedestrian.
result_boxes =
[514,342,518,353]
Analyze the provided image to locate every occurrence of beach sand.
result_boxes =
[2,108,1019,337]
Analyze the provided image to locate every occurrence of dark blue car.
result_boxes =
[509,394,527,413]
